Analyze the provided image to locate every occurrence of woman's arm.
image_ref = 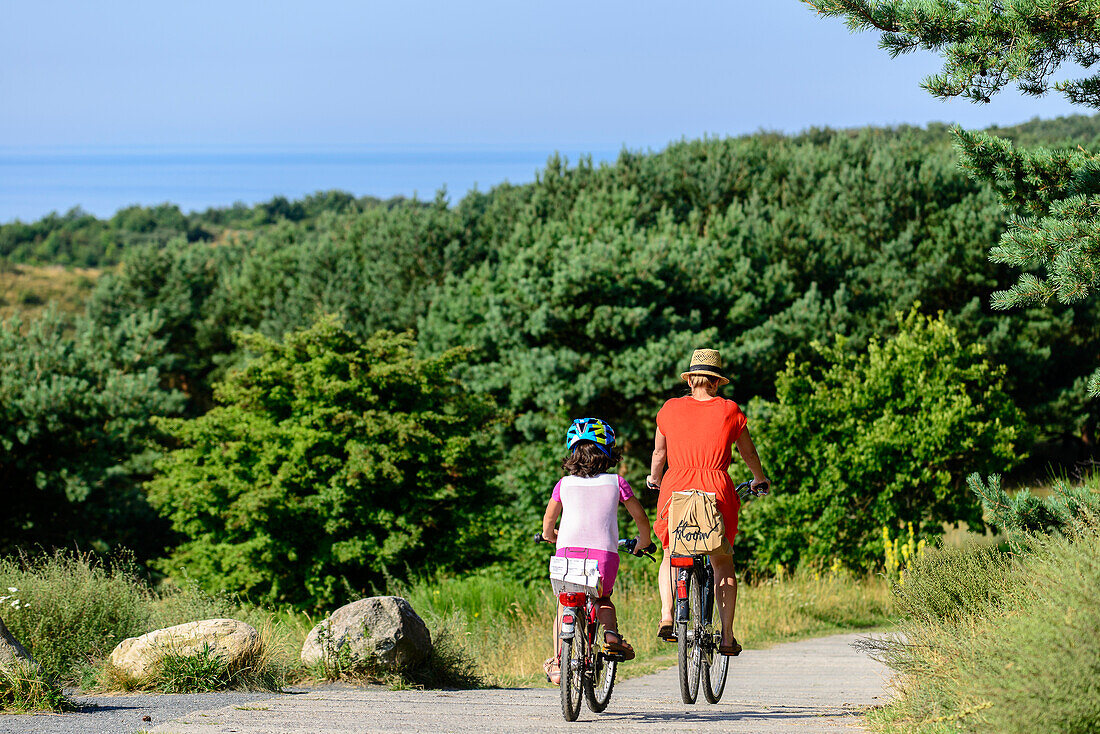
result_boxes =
[542,500,562,543]
[623,496,653,548]
[735,427,770,487]
[646,427,668,489]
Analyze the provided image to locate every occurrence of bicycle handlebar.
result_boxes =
[736,479,770,502]
[534,532,657,562]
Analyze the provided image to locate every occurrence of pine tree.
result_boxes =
[806,0,1100,395]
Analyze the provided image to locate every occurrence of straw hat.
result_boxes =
[680,348,729,386]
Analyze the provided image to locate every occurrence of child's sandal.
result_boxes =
[543,656,561,685]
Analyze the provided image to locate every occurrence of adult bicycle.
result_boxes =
[536,533,657,721]
[669,479,769,705]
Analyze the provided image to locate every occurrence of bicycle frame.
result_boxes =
[672,555,715,633]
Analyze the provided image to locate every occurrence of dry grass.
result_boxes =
[403,562,893,688]
[0,263,100,320]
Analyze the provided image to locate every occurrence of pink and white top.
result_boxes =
[551,474,635,553]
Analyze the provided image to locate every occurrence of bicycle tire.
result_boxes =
[676,569,702,704]
[583,620,616,713]
[701,562,728,703]
[702,632,728,703]
[559,634,584,721]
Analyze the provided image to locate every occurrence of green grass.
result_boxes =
[865,523,1100,734]
[0,662,71,713]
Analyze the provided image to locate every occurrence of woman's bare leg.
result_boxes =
[709,552,738,645]
[658,547,673,624]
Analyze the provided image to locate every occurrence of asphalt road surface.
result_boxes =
[1,633,891,734]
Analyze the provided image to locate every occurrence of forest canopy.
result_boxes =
[2,115,1098,591]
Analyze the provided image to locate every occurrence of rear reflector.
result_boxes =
[670,556,694,567]
[561,614,574,625]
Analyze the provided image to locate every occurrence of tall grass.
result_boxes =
[0,552,149,682]
[866,524,1100,734]
[0,550,892,694]
[0,662,71,713]
[399,559,893,687]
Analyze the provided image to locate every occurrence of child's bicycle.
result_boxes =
[535,533,657,721]
[670,479,769,705]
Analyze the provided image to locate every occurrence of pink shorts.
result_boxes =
[554,547,620,597]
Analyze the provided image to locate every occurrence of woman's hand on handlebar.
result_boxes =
[751,477,771,495]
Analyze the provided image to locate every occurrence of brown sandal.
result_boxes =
[603,631,636,661]
[656,621,677,642]
[718,637,742,656]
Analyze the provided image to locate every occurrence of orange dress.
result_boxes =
[654,396,748,549]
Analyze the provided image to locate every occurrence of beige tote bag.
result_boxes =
[668,489,725,556]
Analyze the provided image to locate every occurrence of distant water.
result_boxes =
[0,145,621,223]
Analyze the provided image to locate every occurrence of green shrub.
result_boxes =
[890,542,1016,625]
[148,318,502,609]
[0,552,149,682]
[741,308,1023,570]
[868,519,1100,734]
[0,308,184,559]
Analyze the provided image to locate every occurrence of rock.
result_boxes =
[108,618,259,680]
[301,596,431,672]
[0,615,37,672]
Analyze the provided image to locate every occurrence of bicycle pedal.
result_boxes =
[602,649,626,662]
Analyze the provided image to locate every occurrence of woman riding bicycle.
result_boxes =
[647,348,770,656]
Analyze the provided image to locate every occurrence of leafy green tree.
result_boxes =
[805,0,1100,397]
[739,308,1023,571]
[147,318,501,609]
[0,309,184,558]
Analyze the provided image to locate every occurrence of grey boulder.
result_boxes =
[301,596,431,672]
[0,615,37,672]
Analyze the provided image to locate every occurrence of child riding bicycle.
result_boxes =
[541,417,653,684]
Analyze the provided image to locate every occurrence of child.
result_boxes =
[542,417,653,685]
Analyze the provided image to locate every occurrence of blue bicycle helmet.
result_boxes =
[566,418,616,457]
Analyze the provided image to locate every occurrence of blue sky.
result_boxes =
[0,1,1084,149]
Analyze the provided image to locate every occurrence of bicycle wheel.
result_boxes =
[559,634,584,721]
[584,622,617,713]
[676,569,702,704]
[701,564,729,703]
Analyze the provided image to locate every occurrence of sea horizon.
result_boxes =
[0,143,623,224]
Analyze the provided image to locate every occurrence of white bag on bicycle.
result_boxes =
[549,556,603,596]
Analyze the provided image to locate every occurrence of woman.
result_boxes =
[647,348,769,655]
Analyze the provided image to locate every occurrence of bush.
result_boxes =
[0,552,150,683]
[867,519,1100,734]
[741,308,1023,570]
[148,318,503,609]
[889,542,1015,625]
[0,308,184,559]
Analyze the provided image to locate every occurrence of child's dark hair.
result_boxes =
[561,441,622,478]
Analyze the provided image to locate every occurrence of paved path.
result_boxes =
[0,633,890,734]
[144,633,890,734]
